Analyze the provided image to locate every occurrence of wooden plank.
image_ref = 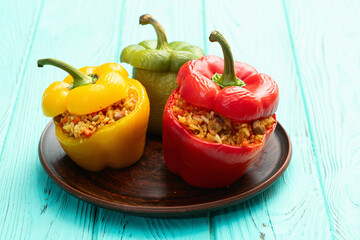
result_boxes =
[284,0,360,239]
[0,1,45,238]
[0,0,125,239]
[2,0,356,238]
[92,0,211,239]
[203,0,333,239]
[0,0,44,156]
[0,0,211,239]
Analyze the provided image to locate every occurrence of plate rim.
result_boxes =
[39,121,292,217]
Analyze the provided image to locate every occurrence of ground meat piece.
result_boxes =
[53,115,62,123]
[208,117,223,134]
[252,120,266,135]
[113,109,125,121]
[55,88,137,138]
[173,94,275,146]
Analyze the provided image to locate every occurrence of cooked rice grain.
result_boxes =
[173,94,275,146]
[54,88,138,139]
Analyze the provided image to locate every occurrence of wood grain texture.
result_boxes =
[0,0,358,239]
[203,0,333,239]
[91,1,211,239]
[0,0,125,239]
[284,0,360,239]
[0,0,44,156]
[0,1,44,239]
[0,0,211,239]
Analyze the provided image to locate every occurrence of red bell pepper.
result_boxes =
[162,31,279,188]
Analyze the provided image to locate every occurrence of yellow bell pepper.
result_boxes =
[39,58,150,171]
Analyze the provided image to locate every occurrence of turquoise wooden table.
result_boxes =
[1,0,359,239]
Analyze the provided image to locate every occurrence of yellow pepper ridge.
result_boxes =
[39,59,129,117]
[39,59,150,171]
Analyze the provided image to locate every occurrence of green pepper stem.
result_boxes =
[209,31,240,87]
[37,58,95,89]
[140,14,170,50]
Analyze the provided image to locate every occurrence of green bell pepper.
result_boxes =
[120,14,205,135]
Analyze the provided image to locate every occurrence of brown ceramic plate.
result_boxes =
[39,121,291,216]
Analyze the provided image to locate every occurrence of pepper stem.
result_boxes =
[209,31,245,88]
[37,58,96,89]
[139,14,170,50]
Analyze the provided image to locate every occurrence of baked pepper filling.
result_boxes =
[172,93,275,146]
[54,88,138,138]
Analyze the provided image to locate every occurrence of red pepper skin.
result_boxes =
[177,56,279,122]
[163,89,277,188]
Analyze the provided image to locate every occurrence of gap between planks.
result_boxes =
[281,0,335,238]
[0,0,45,160]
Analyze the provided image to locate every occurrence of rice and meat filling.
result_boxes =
[172,94,275,146]
[54,88,138,138]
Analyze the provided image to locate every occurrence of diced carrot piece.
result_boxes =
[83,128,93,137]
[73,117,81,125]
[61,116,68,123]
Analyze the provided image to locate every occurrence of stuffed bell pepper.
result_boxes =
[120,14,204,135]
[39,58,150,171]
[162,31,279,188]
